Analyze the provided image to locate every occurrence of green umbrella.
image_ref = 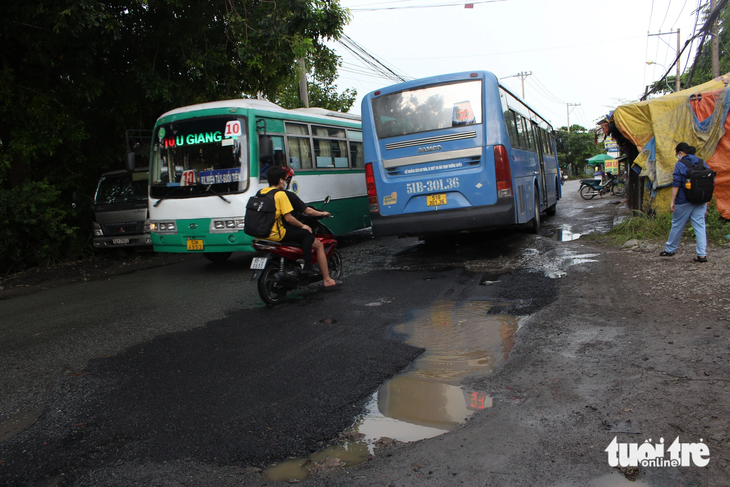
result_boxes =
[586,154,615,163]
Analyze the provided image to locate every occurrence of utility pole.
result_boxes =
[648,30,681,91]
[566,103,580,132]
[298,57,309,108]
[712,0,720,77]
[500,71,532,99]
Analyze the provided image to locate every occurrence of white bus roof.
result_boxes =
[158,99,360,123]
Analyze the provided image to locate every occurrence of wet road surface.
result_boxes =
[0,180,628,486]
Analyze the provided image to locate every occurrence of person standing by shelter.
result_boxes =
[659,142,708,262]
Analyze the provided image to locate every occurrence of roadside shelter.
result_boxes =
[611,73,730,218]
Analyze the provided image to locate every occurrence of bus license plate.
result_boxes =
[427,194,447,206]
[250,257,267,270]
[187,239,204,251]
[112,238,129,245]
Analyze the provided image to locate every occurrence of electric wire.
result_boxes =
[337,35,412,83]
[659,0,674,32]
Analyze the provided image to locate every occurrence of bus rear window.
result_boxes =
[371,80,482,139]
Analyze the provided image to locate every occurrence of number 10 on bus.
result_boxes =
[406,177,459,195]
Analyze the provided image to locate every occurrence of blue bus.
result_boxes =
[361,71,561,238]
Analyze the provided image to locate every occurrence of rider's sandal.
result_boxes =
[694,256,708,263]
[659,251,675,257]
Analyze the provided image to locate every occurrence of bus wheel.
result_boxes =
[531,189,541,234]
[204,252,232,263]
[258,265,288,305]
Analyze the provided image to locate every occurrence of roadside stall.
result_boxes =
[610,74,730,218]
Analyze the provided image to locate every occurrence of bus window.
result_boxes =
[314,138,348,168]
[504,111,520,148]
[525,122,536,152]
[313,126,346,138]
[350,140,364,168]
[260,136,285,179]
[371,80,482,139]
[515,114,529,150]
[286,123,312,170]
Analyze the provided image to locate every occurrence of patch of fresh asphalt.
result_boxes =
[0,263,556,487]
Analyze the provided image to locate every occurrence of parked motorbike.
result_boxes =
[579,173,626,199]
[250,197,341,305]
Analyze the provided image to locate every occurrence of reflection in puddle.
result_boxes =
[265,301,516,481]
[551,224,582,241]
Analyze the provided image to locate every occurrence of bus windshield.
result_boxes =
[371,80,482,139]
[95,172,148,205]
[150,117,249,198]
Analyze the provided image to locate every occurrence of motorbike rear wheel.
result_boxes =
[612,181,626,196]
[327,250,342,280]
[258,265,288,305]
[579,184,597,200]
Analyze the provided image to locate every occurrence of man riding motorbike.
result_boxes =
[260,166,342,289]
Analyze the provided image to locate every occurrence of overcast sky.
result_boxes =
[330,0,704,130]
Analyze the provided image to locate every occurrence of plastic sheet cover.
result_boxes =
[613,74,730,218]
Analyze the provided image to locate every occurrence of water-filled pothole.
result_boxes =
[550,224,582,241]
[264,300,517,481]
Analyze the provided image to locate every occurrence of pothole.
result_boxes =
[264,300,517,481]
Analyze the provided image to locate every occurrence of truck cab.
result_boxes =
[91,168,151,249]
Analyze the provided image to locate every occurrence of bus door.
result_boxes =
[532,122,548,208]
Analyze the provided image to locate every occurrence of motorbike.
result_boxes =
[561,173,568,185]
[250,197,341,305]
[579,173,626,199]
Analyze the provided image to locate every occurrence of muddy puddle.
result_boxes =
[265,300,518,481]
[550,223,582,241]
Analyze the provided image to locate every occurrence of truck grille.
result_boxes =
[103,222,142,236]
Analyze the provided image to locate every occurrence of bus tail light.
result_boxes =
[494,145,513,198]
[365,163,379,213]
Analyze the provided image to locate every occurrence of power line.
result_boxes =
[337,35,412,83]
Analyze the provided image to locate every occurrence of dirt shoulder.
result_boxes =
[309,240,730,486]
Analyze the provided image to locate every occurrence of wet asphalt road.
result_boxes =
[0,180,623,486]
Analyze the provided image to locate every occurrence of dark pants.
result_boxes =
[280,225,315,270]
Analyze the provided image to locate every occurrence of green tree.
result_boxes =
[276,73,357,112]
[556,125,602,175]
[0,0,350,272]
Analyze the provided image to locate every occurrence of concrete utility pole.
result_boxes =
[566,103,580,132]
[298,57,309,108]
[712,0,721,77]
[500,71,532,99]
[648,30,681,91]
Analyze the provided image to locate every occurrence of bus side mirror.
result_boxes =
[259,135,273,164]
[126,152,137,172]
[556,139,564,151]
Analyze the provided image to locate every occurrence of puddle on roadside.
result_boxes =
[0,407,45,442]
[264,300,517,481]
[550,224,582,242]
